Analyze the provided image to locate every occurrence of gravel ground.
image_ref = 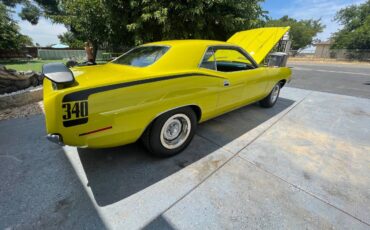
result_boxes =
[0,101,44,121]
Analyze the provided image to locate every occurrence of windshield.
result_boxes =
[112,46,169,67]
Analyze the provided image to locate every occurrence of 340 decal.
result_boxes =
[62,101,88,120]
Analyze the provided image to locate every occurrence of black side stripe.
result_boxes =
[62,73,224,102]
[63,118,88,127]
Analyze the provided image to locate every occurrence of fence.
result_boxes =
[0,47,38,59]
[326,49,370,61]
[37,49,106,60]
[290,49,370,62]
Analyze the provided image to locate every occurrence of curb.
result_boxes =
[0,86,43,110]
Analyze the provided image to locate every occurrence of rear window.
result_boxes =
[112,46,169,67]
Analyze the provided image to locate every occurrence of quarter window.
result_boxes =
[199,48,216,70]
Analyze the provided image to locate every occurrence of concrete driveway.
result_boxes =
[1,87,370,229]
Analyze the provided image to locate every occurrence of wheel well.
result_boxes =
[143,105,202,136]
[279,79,287,87]
[189,105,202,122]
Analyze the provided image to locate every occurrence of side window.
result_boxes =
[199,48,216,70]
[213,48,255,72]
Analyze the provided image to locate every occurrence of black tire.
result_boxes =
[141,107,197,157]
[259,83,281,108]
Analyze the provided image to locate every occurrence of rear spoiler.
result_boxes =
[42,63,75,85]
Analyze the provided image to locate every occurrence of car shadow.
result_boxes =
[77,97,295,207]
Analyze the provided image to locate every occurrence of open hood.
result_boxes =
[227,27,290,64]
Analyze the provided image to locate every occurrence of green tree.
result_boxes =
[331,0,370,49]
[58,31,84,48]
[0,3,33,49]
[266,15,325,51]
[1,0,42,25]
[18,1,41,24]
[48,0,109,60]
[3,0,267,59]
[105,0,266,47]
[42,0,266,59]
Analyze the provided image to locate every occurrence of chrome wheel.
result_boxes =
[160,114,191,149]
[270,84,280,103]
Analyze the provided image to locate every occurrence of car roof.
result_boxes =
[144,39,232,47]
[134,39,244,72]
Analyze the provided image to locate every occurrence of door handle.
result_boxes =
[223,80,230,87]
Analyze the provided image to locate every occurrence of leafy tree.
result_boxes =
[266,15,325,51]
[58,31,84,48]
[0,3,33,49]
[331,0,370,49]
[49,0,109,60]
[18,1,40,24]
[2,0,267,59]
[38,0,266,60]
[105,0,266,47]
[1,0,41,25]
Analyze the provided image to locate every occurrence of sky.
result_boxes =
[12,0,367,46]
[261,0,367,41]
[12,5,67,46]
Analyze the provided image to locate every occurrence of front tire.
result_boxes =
[259,83,281,108]
[142,107,197,157]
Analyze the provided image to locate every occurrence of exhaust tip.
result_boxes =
[46,134,64,146]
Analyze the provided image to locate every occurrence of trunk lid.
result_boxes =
[71,63,148,88]
[227,27,290,64]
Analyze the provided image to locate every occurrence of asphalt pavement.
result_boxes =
[288,62,370,99]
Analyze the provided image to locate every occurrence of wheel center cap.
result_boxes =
[165,120,182,140]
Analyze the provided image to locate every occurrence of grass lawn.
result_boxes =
[0,59,66,72]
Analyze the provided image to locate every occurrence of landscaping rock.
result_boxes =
[0,66,44,94]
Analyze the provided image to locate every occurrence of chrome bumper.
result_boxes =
[46,134,64,146]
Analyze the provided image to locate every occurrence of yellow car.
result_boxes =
[43,27,291,157]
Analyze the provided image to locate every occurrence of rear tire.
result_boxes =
[259,83,281,108]
[141,107,197,157]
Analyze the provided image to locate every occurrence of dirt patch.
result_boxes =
[0,101,44,121]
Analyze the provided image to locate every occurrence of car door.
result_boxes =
[199,46,268,111]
